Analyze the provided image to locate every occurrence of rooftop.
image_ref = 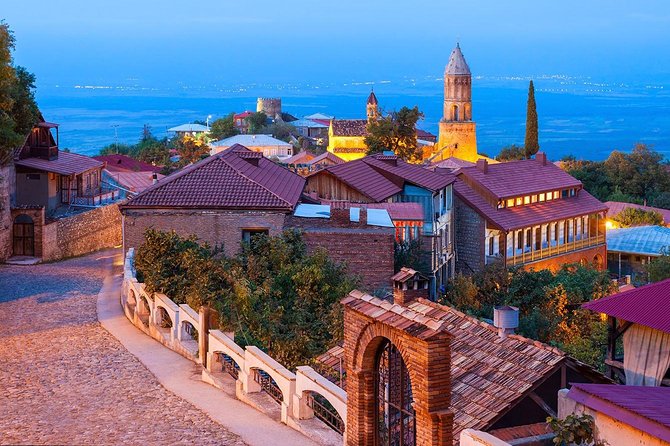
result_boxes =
[331,119,368,137]
[167,123,209,133]
[568,384,670,443]
[328,201,424,221]
[304,112,333,120]
[15,151,103,176]
[107,171,165,193]
[94,154,163,173]
[290,118,329,129]
[459,156,582,200]
[367,90,378,105]
[606,201,670,225]
[283,151,316,164]
[308,152,344,165]
[123,144,305,210]
[210,134,292,148]
[606,225,670,256]
[293,203,394,228]
[445,43,471,76]
[582,278,670,334]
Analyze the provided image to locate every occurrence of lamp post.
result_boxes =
[206,115,212,130]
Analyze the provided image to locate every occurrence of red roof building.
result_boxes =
[233,111,253,133]
[120,145,306,256]
[449,153,608,274]
[93,154,163,173]
[606,201,670,227]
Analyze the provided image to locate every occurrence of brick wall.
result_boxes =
[0,164,13,261]
[286,214,395,292]
[343,301,453,445]
[42,203,122,261]
[122,208,288,257]
[454,196,485,274]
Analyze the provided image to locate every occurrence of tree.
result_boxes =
[174,134,210,165]
[524,80,539,159]
[611,207,663,228]
[496,144,526,161]
[645,248,670,282]
[246,111,267,133]
[209,113,239,141]
[365,106,424,162]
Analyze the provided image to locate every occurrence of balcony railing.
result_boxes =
[506,234,605,267]
[30,145,58,160]
[71,188,118,206]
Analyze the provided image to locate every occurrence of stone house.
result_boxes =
[305,153,456,297]
[451,153,608,274]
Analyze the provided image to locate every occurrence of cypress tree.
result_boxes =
[524,80,539,159]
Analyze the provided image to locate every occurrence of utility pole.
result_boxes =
[111,124,120,153]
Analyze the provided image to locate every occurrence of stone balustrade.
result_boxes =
[121,249,346,445]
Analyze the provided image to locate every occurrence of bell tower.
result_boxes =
[437,43,478,162]
[366,89,379,122]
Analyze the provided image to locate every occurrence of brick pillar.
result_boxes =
[346,370,375,446]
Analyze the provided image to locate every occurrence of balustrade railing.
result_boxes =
[506,234,605,266]
[254,369,283,404]
[306,392,345,435]
[220,353,239,379]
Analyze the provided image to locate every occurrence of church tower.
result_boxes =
[366,89,379,122]
[437,44,478,162]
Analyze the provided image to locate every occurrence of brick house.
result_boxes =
[120,145,305,256]
[450,153,608,274]
[306,153,456,297]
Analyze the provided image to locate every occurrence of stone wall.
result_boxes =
[121,209,288,257]
[42,203,122,262]
[454,196,485,274]
[0,164,13,261]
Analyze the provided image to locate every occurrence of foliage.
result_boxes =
[261,121,296,142]
[441,263,615,368]
[0,23,39,166]
[645,247,670,282]
[365,106,424,162]
[174,133,210,165]
[393,239,429,274]
[209,113,239,141]
[524,80,539,158]
[562,144,670,206]
[611,207,663,227]
[134,229,358,369]
[246,111,268,133]
[496,144,526,161]
[547,414,600,446]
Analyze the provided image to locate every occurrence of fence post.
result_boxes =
[199,306,210,368]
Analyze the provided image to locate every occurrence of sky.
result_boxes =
[3,0,670,88]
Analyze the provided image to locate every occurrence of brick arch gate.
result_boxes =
[343,290,454,446]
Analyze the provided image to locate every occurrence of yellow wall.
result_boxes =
[326,125,368,162]
[435,121,479,162]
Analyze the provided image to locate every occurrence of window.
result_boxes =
[517,231,523,250]
[570,188,576,197]
[376,340,415,446]
[546,192,553,201]
[525,229,531,248]
[507,199,514,207]
[554,191,560,199]
[531,195,538,203]
[516,197,522,206]
[242,229,269,243]
[489,237,494,256]
[535,227,541,250]
[539,193,545,202]
[562,189,569,198]
[524,196,530,205]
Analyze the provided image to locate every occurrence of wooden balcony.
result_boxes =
[29,145,59,160]
[506,234,605,267]
[71,188,118,206]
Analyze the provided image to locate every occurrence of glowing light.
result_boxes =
[605,220,614,229]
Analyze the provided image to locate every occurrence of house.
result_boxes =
[305,153,456,296]
[233,111,253,133]
[120,145,305,257]
[330,272,610,445]
[290,118,329,140]
[167,123,210,138]
[284,151,344,176]
[326,201,424,243]
[286,204,395,290]
[210,134,293,160]
[606,201,670,227]
[93,154,162,173]
[94,154,164,198]
[558,384,670,446]
[606,225,670,280]
[326,118,369,162]
[583,279,670,386]
[451,153,608,274]
[8,117,121,261]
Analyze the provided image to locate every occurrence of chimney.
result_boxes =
[392,268,429,306]
[493,306,519,338]
[359,207,367,225]
[536,152,547,166]
[152,173,158,184]
[330,207,351,225]
[476,158,488,173]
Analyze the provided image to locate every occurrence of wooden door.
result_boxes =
[13,215,35,256]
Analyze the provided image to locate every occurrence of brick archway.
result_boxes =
[343,292,454,446]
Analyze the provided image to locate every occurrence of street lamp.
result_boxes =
[206,115,212,130]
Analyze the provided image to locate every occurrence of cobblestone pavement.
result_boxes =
[0,250,246,445]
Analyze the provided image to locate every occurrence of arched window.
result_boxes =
[376,340,415,446]
[452,104,460,121]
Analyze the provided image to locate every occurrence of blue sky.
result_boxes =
[3,0,670,86]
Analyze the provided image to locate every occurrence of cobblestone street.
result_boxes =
[0,250,246,445]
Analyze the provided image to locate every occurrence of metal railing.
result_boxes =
[253,369,283,404]
[220,353,239,380]
[184,322,198,341]
[506,234,605,266]
[306,393,345,435]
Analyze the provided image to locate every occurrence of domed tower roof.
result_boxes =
[445,43,471,76]
[367,90,378,105]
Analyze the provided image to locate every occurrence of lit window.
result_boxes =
[516,197,522,206]
[531,195,537,203]
[524,196,530,205]
[546,192,553,201]
[539,193,545,202]
[554,191,560,199]
[507,199,515,207]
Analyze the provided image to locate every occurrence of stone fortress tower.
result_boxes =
[256,97,282,120]
[437,43,478,162]
[366,89,379,122]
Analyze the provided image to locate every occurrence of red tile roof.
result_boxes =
[123,144,305,210]
[367,91,378,105]
[309,152,344,165]
[234,111,253,119]
[416,128,437,140]
[94,154,163,173]
[15,151,103,176]
[454,179,608,231]
[582,278,670,334]
[108,171,165,193]
[328,201,424,221]
[283,151,316,164]
[336,293,568,442]
[568,384,670,443]
[606,201,670,225]
[331,119,368,137]
[460,158,582,200]
[364,155,455,192]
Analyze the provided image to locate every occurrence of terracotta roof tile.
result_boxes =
[123,144,305,210]
[94,154,163,173]
[15,151,103,176]
[331,119,368,137]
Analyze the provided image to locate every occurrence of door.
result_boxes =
[61,176,70,203]
[13,214,35,256]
